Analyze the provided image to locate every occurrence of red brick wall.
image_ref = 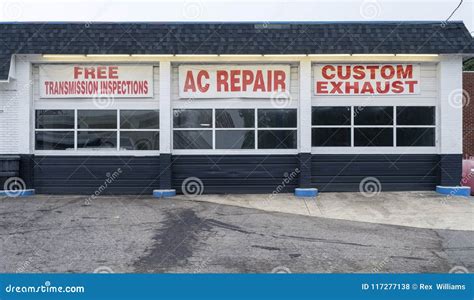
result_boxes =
[463,72,474,157]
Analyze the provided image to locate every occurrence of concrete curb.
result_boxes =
[153,189,176,198]
[294,188,318,197]
[0,189,35,197]
[436,186,471,197]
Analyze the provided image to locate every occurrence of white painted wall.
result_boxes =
[438,55,463,154]
[0,55,464,156]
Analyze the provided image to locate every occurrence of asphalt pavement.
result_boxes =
[0,195,472,273]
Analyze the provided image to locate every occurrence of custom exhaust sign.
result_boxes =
[178,65,291,98]
[314,64,420,95]
[39,65,154,98]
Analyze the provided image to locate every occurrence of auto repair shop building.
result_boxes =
[0,22,473,195]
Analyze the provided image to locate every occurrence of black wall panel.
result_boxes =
[171,155,300,194]
[34,156,160,195]
[439,154,463,186]
[311,154,442,192]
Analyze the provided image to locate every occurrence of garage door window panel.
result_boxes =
[396,106,436,147]
[35,110,75,150]
[119,110,160,151]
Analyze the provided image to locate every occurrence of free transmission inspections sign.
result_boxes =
[178,65,291,98]
[314,64,420,95]
[39,65,154,98]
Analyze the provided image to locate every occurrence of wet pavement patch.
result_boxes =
[133,208,212,272]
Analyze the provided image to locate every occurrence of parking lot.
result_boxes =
[0,194,472,273]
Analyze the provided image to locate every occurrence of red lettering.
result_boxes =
[241,70,253,92]
[329,82,343,94]
[397,65,413,79]
[381,65,395,80]
[360,81,374,94]
[183,70,196,92]
[316,81,328,94]
[197,70,210,93]
[337,66,351,80]
[273,70,286,91]
[391,81,404,93]
[352,65,365,80]
[253,70,265,92]
[230,70,241,92]
[322,65,335,80]
[405,80,418,93]
[376,82,390,93]
[97,66,107,79]
[216,70,228,92]
[73,67,82,79]
[109,66,119,79]
[366,65,379,79]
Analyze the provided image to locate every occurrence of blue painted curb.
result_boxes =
[436,186,471,197]
[0,189,35,197]
[153,189,176,198]
[294,188,319,197]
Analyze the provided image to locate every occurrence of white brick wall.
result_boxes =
[0,56,33,154]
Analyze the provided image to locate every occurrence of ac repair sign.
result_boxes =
[314,64,420,95]
[179,65,291,98]
[39,65,154,98]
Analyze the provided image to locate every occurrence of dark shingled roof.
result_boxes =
[0,21,473,80]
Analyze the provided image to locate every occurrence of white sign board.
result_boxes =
[178,65,291,98]
[39,65,154,98]
[313,64,420,95]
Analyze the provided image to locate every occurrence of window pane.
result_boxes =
[35,110,74,129]
[397,107,435,125]
[397,128,435,146]
[174,130,212,149]
[173,109,212,128]
[215,109,254,128]
[77,131,117,148]
[355,128,393,146]
[78,110,117,129]
[35,131,74,150]
[258,130,297,149]
[216,130,255,149]
[354,107,393,125]
[120,131,159,150]
[258,109,297,128]
[312,107,351,126]
[312,128,351,147]
[121,110,159,129]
